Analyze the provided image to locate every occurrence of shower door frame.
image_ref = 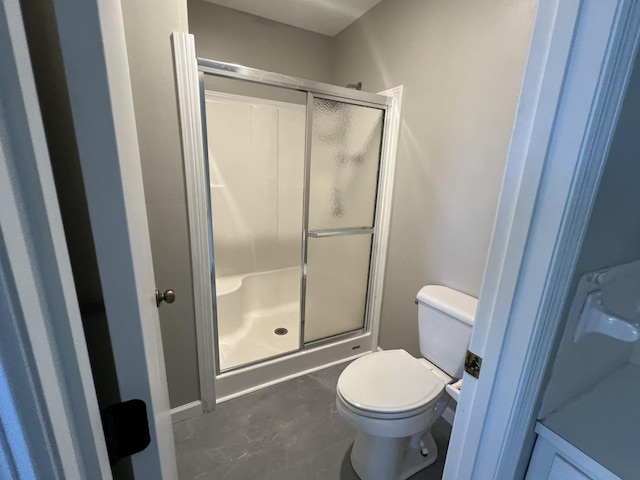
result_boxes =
[199,61,389,369]
[299,91,389,350]
[175,32,402,409]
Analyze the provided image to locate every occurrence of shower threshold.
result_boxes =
[215,332,372,403]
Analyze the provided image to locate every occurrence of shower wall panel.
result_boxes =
[277,108,306,268]
[205,96,304,277]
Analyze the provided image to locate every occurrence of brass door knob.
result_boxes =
[156,289,176,307]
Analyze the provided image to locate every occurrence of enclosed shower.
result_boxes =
[204,76,385,372]
[174,36,400,402]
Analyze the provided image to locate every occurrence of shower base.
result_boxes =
[216,267,301,371]
[218,301,300,370]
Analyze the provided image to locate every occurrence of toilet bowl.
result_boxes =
[337,350,454,480]
[336,285,477,480]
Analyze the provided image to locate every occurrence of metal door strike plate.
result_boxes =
[464,350,482,379]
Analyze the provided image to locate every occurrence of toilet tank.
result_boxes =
[416,285,478,378]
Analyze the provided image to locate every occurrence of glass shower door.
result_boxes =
[303,96,385,344]
[203,77,307,371]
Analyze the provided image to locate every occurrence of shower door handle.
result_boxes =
[308,227,373,238]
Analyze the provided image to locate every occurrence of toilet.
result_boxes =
[336,285,477,480]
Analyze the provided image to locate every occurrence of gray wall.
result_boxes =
[333,0,537,355]
[188,0,334,83]
[540,52,640,416]
[121,0,199,408]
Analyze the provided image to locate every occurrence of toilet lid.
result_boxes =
[337,350,445,414]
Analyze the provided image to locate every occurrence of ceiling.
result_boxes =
[204,0,384,37]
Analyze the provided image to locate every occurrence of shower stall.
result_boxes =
[174,34,401,405]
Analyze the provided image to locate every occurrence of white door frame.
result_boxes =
[49,0,178,478]
[445,1,640,478]
[0,0,111,477]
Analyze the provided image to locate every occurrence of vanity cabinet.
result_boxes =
[527,424,620,480]
[527,364,640,480]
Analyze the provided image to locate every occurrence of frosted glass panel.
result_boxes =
[304,235,372,343]
[308,98,384,230]
[204,84,306,371]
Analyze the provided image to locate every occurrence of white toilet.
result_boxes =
[336,285,477,480]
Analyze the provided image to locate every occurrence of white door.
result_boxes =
[0,1,112,477]
[444,1,640,479]
[48,0,177,478]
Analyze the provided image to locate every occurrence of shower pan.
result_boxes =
[174,34,402,406]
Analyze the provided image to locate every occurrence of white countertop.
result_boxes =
[541,363,640,480]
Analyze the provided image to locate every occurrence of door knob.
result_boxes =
[155,289,176,307]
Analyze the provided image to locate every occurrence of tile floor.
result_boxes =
[174,362,451,479]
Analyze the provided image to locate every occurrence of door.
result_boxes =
[444,1,640,479]
[204,88,307,371]
[48,0,177,477]
[0,1,112,477]
[303,95,385,344]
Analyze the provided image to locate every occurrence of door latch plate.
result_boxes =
[464,350,482,379]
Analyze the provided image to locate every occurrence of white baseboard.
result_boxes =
[170,400,202,424]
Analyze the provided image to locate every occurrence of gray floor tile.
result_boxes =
[174,362,451,479]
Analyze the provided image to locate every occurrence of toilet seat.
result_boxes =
[337,350,447,418]
[337,390,438,421]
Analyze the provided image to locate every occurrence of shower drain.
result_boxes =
[274,327,288,336]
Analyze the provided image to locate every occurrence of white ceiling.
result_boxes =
[204,0,384,36]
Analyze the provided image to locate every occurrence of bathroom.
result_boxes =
[97,0,640,478]
[121,0,536,477]
[124,0,534,404]
[7,0,640,477]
